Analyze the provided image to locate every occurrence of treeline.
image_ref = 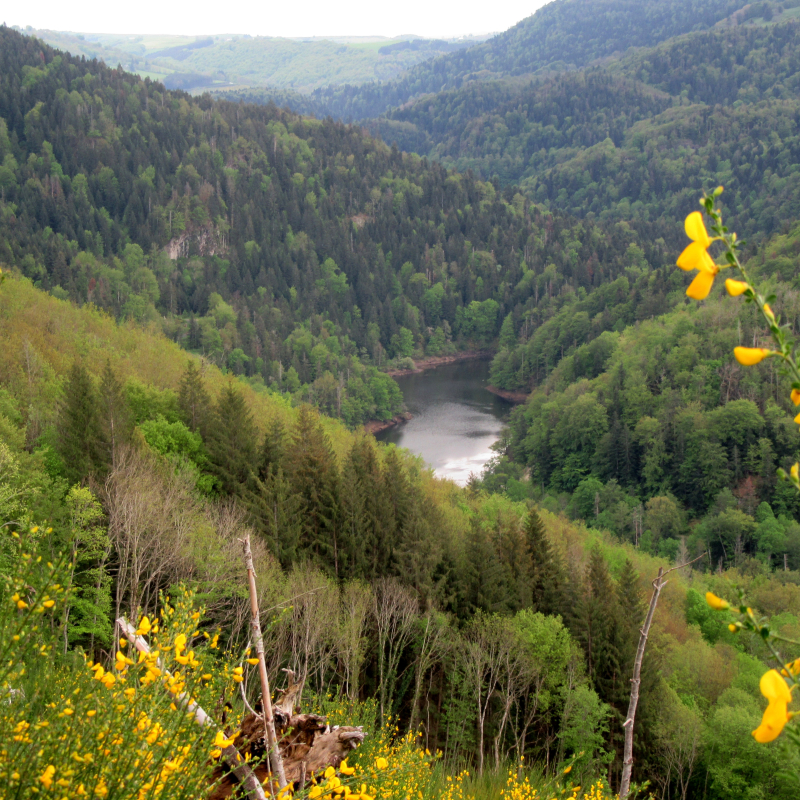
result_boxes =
[0,351,693,790]
[0,25,668,426]
[3,264,800,797]
[302,0,747,121]
[366,18,800,243]
[482,231,800,561]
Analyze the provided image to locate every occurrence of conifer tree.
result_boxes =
[495,514,532,612]
[524,507,563,615]
[178,360,212,438]
[392,502,439,602]
[340,439,371,578]
[572,547,625,718]
[206,381,258,496]
[249,466,303,566]
[285,405,340,573]
[57,362,102,484]
[257,416,287,481]
[462,520,514,615]
[382,447,412,539]
[616,558,645,675]
[97,360,133,471]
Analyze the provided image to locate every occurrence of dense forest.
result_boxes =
[301,0,752,121]
[3,264,800,800]
[5,2,800,798]
[0,24,667,426]
[365,17,800,244]
[26,28,485,94]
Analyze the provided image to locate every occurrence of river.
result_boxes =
[375,359,513,485]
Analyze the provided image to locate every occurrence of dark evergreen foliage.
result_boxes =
[57,362,102,484]
[206,381,258,495]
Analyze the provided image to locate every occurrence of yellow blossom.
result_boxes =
[705,592,729,611]
[725,279,748,296]
[677,212,719,300]
[753,669,793,743]
[135,616,152,636]
[734,347,770,366]
[213,730,236,749]
[340,759,355,776]
[39,765,55,789]
[375,757,388,770]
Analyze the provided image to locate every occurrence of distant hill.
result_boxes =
[365,16,800,242]
[20,27,490,93]
[296,0,752,120]
[0,24,660,428]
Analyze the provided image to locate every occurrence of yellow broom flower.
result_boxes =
[753,670,793,743]
[705,592,729,611]
[725,279,748,296]
[677,212,719,300]
[734,347,770,366]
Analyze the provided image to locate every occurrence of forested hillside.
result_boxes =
[25,28,485,94]
[364,17,800,244]
[4,5,800,797]
[302,0,750,120]
[3,273,800,799]
[0,24,666,427]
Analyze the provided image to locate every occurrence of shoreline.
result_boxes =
[486,384,529,404]
[384,349,494,378]
[363,412,413,435]
[364,349,507,435]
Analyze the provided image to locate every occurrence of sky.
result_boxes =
[5,0,550,39]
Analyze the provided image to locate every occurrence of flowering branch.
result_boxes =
[680,189,800,490]
[117,617,268,800]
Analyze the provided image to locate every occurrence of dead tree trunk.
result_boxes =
[243,534,287,791]
[620,553,705,800]
[116,618,267,800]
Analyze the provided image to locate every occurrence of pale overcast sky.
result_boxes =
[5,0,550,39]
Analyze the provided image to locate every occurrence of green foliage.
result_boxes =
[303,0,746,121]
[56,362,102,484]
[0,25,672,426]
[63,485,112,651]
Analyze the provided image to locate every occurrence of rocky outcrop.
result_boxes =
[165,224,227,260]
[363,411,413,435]
[486,385,529,404]
[385,349,494,377]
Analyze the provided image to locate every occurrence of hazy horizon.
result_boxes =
[5,0,549,40]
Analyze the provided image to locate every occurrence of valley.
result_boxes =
[3,1,800,797]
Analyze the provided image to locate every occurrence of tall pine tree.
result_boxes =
[524,507,563,615]
[57,362,102,484]
[178,360,212,438]
[285,405,340,573]
[206,381,258,496]
[97,360,132,471]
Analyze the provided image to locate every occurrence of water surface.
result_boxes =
[375,360,512,485]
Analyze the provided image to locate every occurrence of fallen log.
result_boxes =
[116,617,267,800]
[208,670,366,800]
[209,718,365,799]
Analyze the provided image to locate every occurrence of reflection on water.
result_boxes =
[375,360,512,486]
